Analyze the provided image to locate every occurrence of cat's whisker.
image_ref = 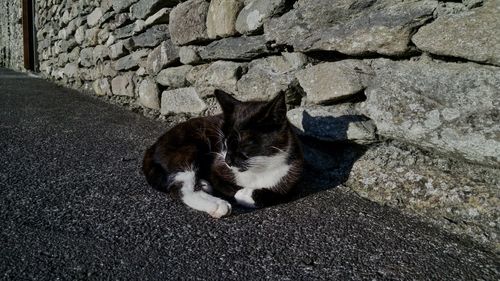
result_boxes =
[271,146,285,153]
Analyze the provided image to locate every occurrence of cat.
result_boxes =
[142,89,304,218]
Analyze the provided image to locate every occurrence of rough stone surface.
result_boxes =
[287,104,377,144]
[111,73,135,96]
[98,28,111,45]
[412,1,500,66]
[0,0,23,70]
[265,0,437,55]
[156,65,193,88]
[130,0,175,19]
[144,8,171,26]
[191,61,246,93]
[109,41,128,59]
[138,78,160,109]
[87,8,103,27]
[63,63,79,78]
[132,24,170,48]
[113,49,149,71]
[345,140,500,250]
[236,54,307,101]
[60,39,77,53]
[235,0,287,34]
[179,46,202,65]
[296,60,373,105]
[84,28,100,47]
[93,45,110,64]
[109,13,130,30]
[112,0,138,12]
[186,64,210,85]
[79,48,94,67]
[169,0,211,45]
[198,35,272,61]
[160,87,207,115]
[75,26,85,44]
[206,0,244,39]
[92,78,112,96]
[146,40,179,75]
[114,21,146,40]
[361,58,500,167]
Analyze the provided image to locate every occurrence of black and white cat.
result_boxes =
[142,90,303,218]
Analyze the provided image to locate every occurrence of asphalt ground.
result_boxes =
[0,68,498,280]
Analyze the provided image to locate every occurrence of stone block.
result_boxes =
[160,87,207,115]
[169,0,210,45]
[111,73,135,97]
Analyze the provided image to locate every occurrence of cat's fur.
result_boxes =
[142,90,303,218]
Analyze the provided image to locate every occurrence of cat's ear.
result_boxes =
[260,91,287,125]
[214,89,240,114]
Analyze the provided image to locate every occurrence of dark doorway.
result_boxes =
[22,0,37,71]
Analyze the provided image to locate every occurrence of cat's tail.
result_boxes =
[142,144,169,192]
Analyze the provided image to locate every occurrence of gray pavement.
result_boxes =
[0,68,498,280]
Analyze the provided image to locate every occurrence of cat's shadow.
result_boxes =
[232,111,370,215]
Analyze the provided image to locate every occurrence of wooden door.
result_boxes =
[22,0,36,71]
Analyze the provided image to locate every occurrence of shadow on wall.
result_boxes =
[293,111,369,199]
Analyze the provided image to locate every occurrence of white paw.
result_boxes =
[210,200,232,218]
[198,180,213,193]
[234,188,257,208]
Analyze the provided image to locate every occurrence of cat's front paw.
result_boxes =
[210,200,232,218]
[234,188,257,208]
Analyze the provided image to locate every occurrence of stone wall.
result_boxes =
[0,0,24,70]
[23,0,500,250]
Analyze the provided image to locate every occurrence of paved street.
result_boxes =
[0,68,498,280]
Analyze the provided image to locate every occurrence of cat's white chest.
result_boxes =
[230,152,290,189]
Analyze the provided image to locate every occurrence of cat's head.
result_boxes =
[214,89,290,171]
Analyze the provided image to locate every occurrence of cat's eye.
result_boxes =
[246,139,257,146]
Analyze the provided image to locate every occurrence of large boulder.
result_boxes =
[295,60,373,105]
[360,58,500,167]
[206,0,244,39]
[169,0,211,45]
[412,0,500,66]
[265,0,437,56]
